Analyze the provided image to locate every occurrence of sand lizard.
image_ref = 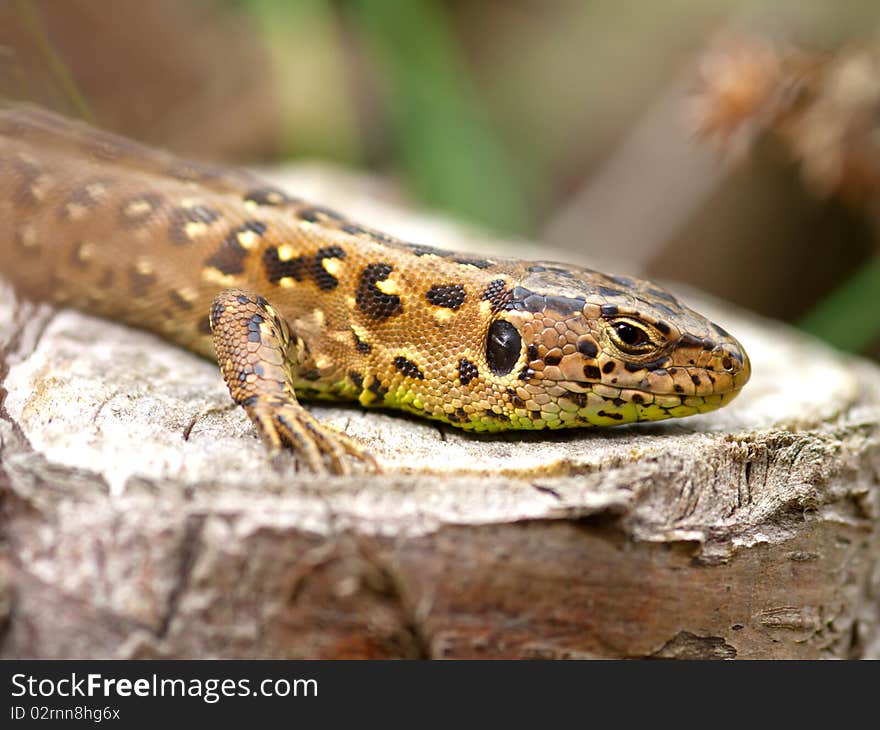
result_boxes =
[0,104,750,474]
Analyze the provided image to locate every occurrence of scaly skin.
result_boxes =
[0,104,751,474]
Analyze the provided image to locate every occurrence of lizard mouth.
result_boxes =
[556,379,744,427]
[547,356,750,420]
[539,349,751,399]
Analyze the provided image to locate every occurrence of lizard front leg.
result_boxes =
[210,289,376,475]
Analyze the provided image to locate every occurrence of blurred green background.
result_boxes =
[1,0,878,357]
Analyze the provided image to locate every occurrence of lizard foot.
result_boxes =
[244,394,379,476]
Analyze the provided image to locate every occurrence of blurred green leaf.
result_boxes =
[244,0,362,164]
[349,0,530,235]
[799,257,880,352]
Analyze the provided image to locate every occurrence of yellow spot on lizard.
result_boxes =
[238,229,261,249]
[277,244,296,261]
[376,278,399,295]
[321,257,342,277]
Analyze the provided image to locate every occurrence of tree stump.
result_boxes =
[1,166,878,659]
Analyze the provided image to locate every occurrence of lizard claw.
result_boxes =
[245,395,379,476]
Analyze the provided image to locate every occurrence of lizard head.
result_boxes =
[473,261,751,429]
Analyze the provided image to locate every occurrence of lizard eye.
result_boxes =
[486,319,522,375]
[608,319,656,355]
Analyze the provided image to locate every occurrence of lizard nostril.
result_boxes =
[713,346,740,373]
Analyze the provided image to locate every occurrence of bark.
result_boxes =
[1,166,878,659]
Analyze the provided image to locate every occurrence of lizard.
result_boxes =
[0,104,751,475]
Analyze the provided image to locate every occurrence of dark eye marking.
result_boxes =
[486,320,522,376]
[577,339,599,358]
[481,279,510,312]
[356,263,403,320]
[482,279,505,300]
[458,358,478,386]
[583,365,601,380]
[426,283,466,310]
[393,356,424,380]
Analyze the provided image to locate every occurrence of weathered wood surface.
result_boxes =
[1,166,878,659]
